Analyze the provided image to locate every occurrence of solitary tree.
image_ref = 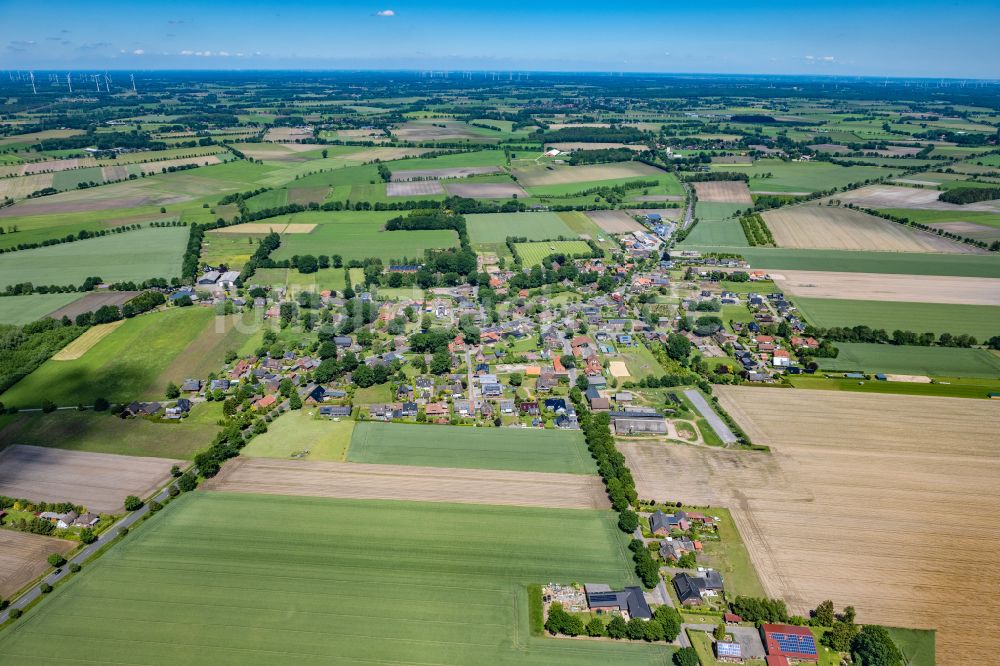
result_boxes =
[47,553,66,568]
[123,495,143,511]
[165,382,180,399]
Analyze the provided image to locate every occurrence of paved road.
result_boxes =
[683,389,737,445]
[0,474,182,624]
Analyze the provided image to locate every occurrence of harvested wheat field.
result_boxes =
[0,445,183,514]
[772,270,1000,306]
[386,181,445,196]
[444,182,528,198]
[21,158,96,175]
[620,387,1000,663]
[263,127,313,142]
[52,320,125,360]
[693,180,754,204]
[138,155,222,175]
[0,531,74,598]
[762,205,976,252]
[202,457,609,509]
[0,173,53,199]
[586,210,644,233]
[390,166,502,181]
[837,185,1000,212]
[515,162,664,187]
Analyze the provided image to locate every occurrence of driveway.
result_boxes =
[683,389,737,445]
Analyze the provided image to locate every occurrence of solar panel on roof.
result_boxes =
[772,632,818,655]
[587,592,620,604]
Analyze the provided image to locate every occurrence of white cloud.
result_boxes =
[376,9,395,16]
[132,48,145,55]
[180,49,194,55]
[219,50,230,56]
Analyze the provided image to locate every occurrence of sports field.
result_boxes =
[514,240,593,266]
[0,292,82,325]
[0,227,188,290]
[794,297,998,339]
[817,342,1000,378]
[242,410,355,461]
[0,492,671,665]
[466,212,578,244]
[0,307,221,407]
[347,422,595,474]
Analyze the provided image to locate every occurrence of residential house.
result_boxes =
[319,405,352,418]
[584,584,652,620]
[181,378,202,393]
[673,571,725,605]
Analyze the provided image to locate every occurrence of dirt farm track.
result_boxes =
[620,387,1000,664]
[202,457,610,510]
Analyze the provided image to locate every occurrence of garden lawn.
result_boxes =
[242,410,355,461]
[0,293,82,325]
[466,212,577,244]
[817,342,1000,378]
[0,492,672,666]
[794,297,998,340]
[0,227,188,290]
[0,307,216,408]
[347,422,596,474]
[0,403,222,459]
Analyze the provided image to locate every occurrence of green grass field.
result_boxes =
[466,212,578,244]
[347,422,596,474]
[514,240,593,266]
[0,307,220,408]
[242,410,354,461]
[269,210,459,263]
[712,159,899,193]
[0,492,672,665]
[794,297,998,339]
[817,342,1000,378]
[0,292,83,325]
[787,374,1000,399]
[0,403,222,459]
[690,247,1000,278]
[885,627,936,666]
[0,227,188,290]
[680,202,748,246]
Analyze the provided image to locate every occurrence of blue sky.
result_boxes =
[2,1,998,78]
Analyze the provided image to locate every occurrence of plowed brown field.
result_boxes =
[0,531,74,598]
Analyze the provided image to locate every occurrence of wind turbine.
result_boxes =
[67,72,72,93]
[104,73,111,92]
[130,73,137,93]
[29,71,36,94]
